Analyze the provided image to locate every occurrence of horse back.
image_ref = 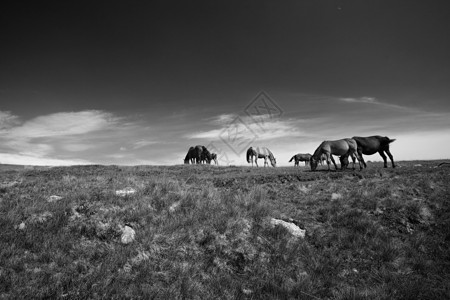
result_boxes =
[352,136,392,154]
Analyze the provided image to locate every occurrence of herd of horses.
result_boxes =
[184,135,396,171]
[184,145,218,165]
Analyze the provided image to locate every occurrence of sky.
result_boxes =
[1,0,450,166]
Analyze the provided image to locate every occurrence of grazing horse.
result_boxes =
[184,145,204,164]
[184,146,196,164]
[210,153,218,165]
[246,147,276,167]
[200,146,212,164]
[310,138,362,171]
[289,153,312,166]
[351,136,396,168]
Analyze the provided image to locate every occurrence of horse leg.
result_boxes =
[255,157,258,167]
[378,151,388,168]
[358,149,366,168]
[350,152,357,170]
[325,153,332,171]
[330,155,338,170]
[385,149,395,168]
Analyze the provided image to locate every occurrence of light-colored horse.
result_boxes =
[310,138,362,171]
[289,153,311,166]
[246,147,276,167]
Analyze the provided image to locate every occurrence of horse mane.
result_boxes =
[312,142,325,159]
[246,147,253,163]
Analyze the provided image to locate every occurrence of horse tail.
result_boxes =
[246,147,253,163]
[289,155,295,162]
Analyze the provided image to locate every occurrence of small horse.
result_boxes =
[184,146,196,164]
[289,153,311,166]
[310,138,362,171]
[246,147,276,167]
[200,146,212,164]
[184,145,204,164]
[210,153,218,165]
[352,136,396,168]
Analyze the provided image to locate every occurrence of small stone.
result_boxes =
[270,218,306,238]
[331,193,342,201]
[115,187,136,197]
[48,195,63,203]
[121,225,136,244]
[18,222,26,230]
[169,201,181,212]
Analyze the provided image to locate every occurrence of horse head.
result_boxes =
[270,157,277,167]
[310,157,318,171]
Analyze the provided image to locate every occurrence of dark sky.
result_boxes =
[1,1,450,165]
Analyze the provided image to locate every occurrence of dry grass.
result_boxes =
[0,161,449,299]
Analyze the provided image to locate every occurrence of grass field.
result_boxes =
[1,161,449,299]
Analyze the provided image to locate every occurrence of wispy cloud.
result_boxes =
[339,96,377,104]
[187,114,306,141]
[0,110,124,165]
[6,110,118,138]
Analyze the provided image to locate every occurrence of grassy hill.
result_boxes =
[1,161,449,299]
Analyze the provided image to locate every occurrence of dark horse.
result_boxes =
[210,153,218,165]
[350,136,396,168]
[200,146,212,164]
[184,145,210,164]
[289,153,311,166]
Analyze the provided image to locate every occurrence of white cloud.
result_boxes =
[0,153,91,166]
[0,111,20,130]
[186,114,306,141]
[132,140,158,149]
[61,143,94,152]
[7,110,118,138]
[0,110,123,165]
[340,97,377,104]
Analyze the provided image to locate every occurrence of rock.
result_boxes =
[30,211,53,223]
[414,164,422,167]
[47,195,63,203]
[115,187,136,197]
[270,218,306,238]
[18,222,26,230]
[169,201,181,212]
[331,193,342,201]
[120,225,136,244]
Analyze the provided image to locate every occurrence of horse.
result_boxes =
[200,146,212,164]
[310,138,362,171]
[289,153,311,166]
[351,136,396,168]
[246,147,276,167]
[210,153,218,165]
[184,146,196,164]
[184,145,204,164]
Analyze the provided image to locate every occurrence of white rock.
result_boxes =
[115,187,136,197]
[414,164,422,167]
[169,201,181,212]
[48,195,63,203]
[18,222,26,230]
[120,226,136,244]
[270,218,305,238]
[331,193,342,201]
